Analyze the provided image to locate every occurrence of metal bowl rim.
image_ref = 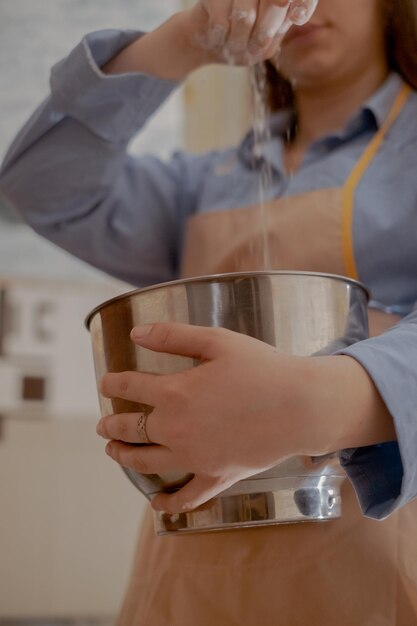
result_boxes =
[85,270,370,330]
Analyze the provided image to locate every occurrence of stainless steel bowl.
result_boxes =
[86,271,369,534]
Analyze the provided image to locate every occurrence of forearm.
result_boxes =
[97,320,400,515]
[103,12,207,80]
[308,355,396,454]
[0,30,184,286]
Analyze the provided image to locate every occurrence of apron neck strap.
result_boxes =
[342,83,412,279]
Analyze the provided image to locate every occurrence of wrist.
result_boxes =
[307,355,396,453]
[103,13,209,80]
[172,11,212,74]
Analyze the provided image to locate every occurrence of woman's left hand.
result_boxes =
[97,322,393,514]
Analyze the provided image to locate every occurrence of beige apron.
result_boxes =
[118,85,417,626]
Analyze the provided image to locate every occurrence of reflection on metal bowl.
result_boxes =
[86,271,369,534]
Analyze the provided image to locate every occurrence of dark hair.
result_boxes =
[386,0,417,88]
[265,0,417,111]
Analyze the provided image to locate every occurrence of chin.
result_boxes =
[278,68,326,88]
[278,58,337,88]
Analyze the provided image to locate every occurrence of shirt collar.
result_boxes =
[364,72,405,128]
[238,72,405,171]
[238,109,291,170]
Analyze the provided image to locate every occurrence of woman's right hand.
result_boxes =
[104,0,318,80]
[182,0,319,66]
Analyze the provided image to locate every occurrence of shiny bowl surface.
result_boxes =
[87,271,369,534]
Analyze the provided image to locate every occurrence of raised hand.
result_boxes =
[103,1,318,80]
[187,0,319,64]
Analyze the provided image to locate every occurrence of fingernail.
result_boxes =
[96,419,103,435]
[131,325,152,341]
[289,2,309,25]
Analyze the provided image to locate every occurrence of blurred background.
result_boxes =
[0,0,250,622]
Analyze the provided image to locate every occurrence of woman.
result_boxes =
[1,0,417,624]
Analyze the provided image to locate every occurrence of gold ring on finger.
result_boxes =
[136,412,152,445]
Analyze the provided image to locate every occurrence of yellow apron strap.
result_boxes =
[342,83,412,279]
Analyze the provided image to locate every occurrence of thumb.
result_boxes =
[151,474,231,514]
[130,322,231,361]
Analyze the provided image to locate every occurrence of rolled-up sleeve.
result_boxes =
[49,30,179,143]
[0,30,215,286]
[339,309,417,520]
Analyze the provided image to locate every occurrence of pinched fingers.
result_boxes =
[201,0,233,47]
[200,0,292,59]
[249,0,291,54]
[227,0,258,54]
[196,0,317,62]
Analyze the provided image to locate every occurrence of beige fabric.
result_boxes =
[118,92,413,625]
[119,486,417,626]
[180,188,400,336]
[181,188,346,278]
[117,186,415,625]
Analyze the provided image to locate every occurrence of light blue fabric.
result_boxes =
[1,29,417,519]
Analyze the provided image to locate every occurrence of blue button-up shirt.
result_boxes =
[1,29,417,520]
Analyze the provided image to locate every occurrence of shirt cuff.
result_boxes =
[49,29,180,142]
[338,313,417,519]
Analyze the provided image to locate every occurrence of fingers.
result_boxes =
[202,0,233,47]
[288,0,318,26]
[199,0,293,61]
[130,322,233,361]
[104,440,232,515]
[227,0,258,54]
[196,0,317,64]
[151,474,231,514]
[97,410,168,446]
[249,0,291,54]
[100,369,162,407]
[104,440,185,476]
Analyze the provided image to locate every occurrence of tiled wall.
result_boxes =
[0,0,184,282]
[0,1,253,617]
[0,1,179,619]
[0,0,183,162]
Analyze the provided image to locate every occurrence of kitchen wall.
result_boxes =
[0,0,252,620]
[0,0,180,620]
